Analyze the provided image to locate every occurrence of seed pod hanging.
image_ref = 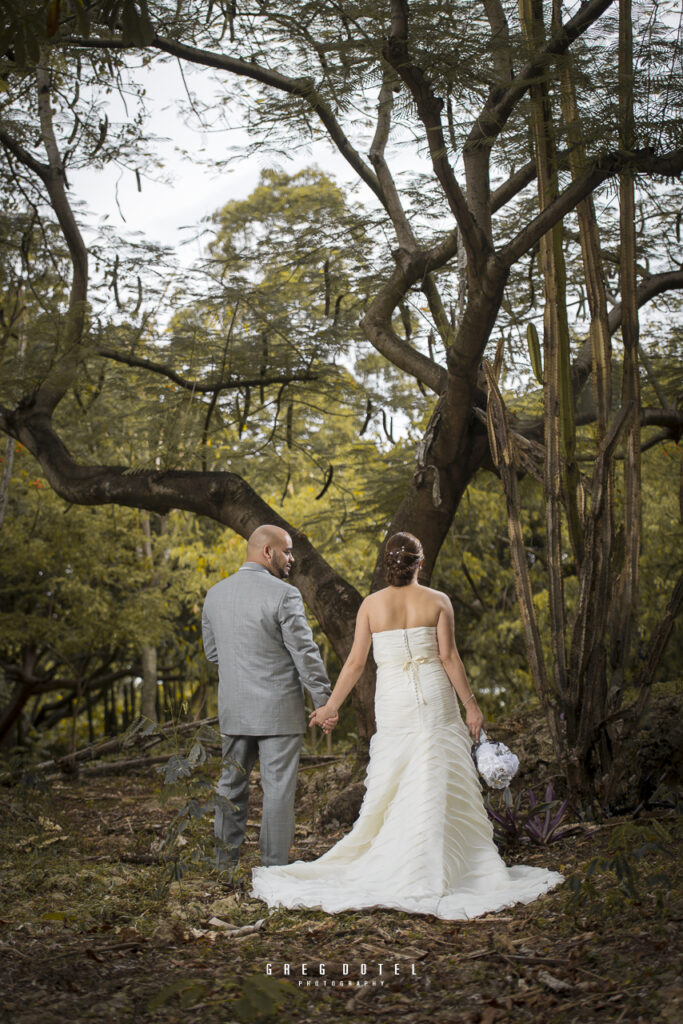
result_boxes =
[526,322,543,385]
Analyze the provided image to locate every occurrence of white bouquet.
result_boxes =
[473,729,520,790]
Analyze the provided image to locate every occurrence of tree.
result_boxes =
[0,2,681,800]
[0,444,174,745]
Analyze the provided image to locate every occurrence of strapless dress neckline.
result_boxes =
[371,625,437,636]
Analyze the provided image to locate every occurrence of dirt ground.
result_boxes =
[1,727,681,1024]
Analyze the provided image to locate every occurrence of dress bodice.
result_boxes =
[371,625,440,666]
[371,626,450,716]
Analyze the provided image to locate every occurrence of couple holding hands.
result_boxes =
[202,525,561,920]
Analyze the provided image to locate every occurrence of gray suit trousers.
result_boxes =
[215,734,303,869]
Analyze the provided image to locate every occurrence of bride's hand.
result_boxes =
[309,704,338,733]
[465,701,484,743]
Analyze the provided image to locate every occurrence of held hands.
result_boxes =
[465,700,484,743]
[309,703,338,734]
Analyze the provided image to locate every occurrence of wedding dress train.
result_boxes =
[251,626,563,919]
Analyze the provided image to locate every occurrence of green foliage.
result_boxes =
[147,977,208,1011]
[433,471,548,713]
[0,447,171,657]
[0,447,224,748]
[565,817,680,915]
[232,974,303,1022]
[637,443,683,681]
[154,719,223,876]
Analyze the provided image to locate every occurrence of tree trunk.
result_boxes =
[0,437,15,531]
[140,644,158,723]
[0,647,38,746]
[139,512,158,723]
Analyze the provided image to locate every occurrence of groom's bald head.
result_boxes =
[247,525,294,579]
[247,524,289,555]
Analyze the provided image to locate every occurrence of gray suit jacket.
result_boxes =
[202,562,331,735]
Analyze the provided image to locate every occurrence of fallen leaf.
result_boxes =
[537,969,572,993]
[481,1007,504,1024]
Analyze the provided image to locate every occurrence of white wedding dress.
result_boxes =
[251,626,563,919]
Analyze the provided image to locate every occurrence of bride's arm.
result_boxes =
[436,598,484,741]
[309,601,373,730]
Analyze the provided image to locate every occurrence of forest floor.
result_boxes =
[1,701,681,1024]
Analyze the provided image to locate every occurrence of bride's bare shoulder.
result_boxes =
[359,591,384,615]
[417,583,450,602]
[419,586,453,615]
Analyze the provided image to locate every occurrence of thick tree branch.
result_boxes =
[462,0,515,240]
[459,0,517,244]
[96,346,318,393]
[572,268,683,390]
[0,403,364,686]
[360,236,459,394]
[481,0,514,85]
[501,147,683,267]
[640,408,683,433]
[607,265,683,334]
[362,307,447,395]
[383,0,484,264]
[369,74,417,251]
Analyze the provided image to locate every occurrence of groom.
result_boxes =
[202,524,335,871]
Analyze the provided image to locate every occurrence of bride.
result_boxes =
[251,532,563,919]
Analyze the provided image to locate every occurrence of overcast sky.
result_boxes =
[68,57,364,264]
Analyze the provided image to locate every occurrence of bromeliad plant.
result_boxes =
[486,783,583,849]
[485,787,529,848]
[524,783,584,845]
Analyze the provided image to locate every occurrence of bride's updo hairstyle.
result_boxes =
[383,532,423,587]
